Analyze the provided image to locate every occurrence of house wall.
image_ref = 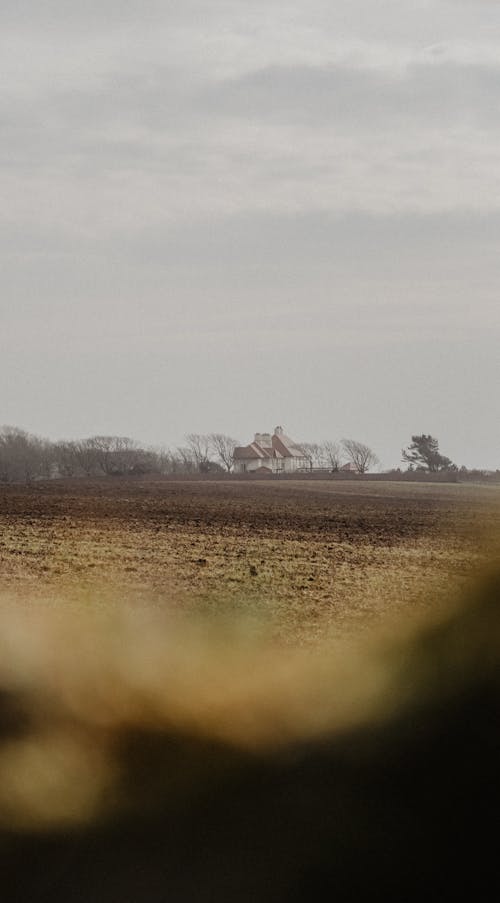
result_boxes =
[283,457,308,473]
[234,456,308,474]
[233,459,265,473]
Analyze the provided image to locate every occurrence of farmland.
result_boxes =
[1,478,499,644]
[1,476,500,902]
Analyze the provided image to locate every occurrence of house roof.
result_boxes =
[234,429,307,462]
[272,434,307,459]
[233,445,261,460]
[234,442,273,460]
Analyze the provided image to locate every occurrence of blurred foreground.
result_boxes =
[0,565,499,901]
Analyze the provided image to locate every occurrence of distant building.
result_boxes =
[340,462,358,473]
[233,426,309,474]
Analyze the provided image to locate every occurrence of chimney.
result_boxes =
[274,426,284,436]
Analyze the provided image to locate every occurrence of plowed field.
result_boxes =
[1,479,499,643]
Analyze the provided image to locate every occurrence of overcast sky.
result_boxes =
[1,0,499,468]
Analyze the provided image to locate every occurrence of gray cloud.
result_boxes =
[2,47,500,227]
[199,60,500,128]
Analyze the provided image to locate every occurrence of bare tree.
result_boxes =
[156,448,184,474]
[155,447,183,475]
[105,437,142,475]
[71,439,102,476]
[301,443,324,470]
[79,436,142,476]
[86,436,116,475]
[0,427,48,483]
[185,434,212,472]
[53,441,80,477]
[209,434,239,473]
[301,441,342,472]
[322,441,342,472]
[176,446,197,473]
[341,439,379,474]
[36,438,55,479]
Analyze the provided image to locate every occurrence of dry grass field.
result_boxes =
[1,477,499,643]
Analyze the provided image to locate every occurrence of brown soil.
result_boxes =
[0,478,499,643]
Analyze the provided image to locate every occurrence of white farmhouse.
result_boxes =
[233,426,309,474]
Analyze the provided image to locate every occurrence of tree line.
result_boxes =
[0,425,494,484]
[0,428,242,483]
[0,429,380,482]
[301,440,379,473]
